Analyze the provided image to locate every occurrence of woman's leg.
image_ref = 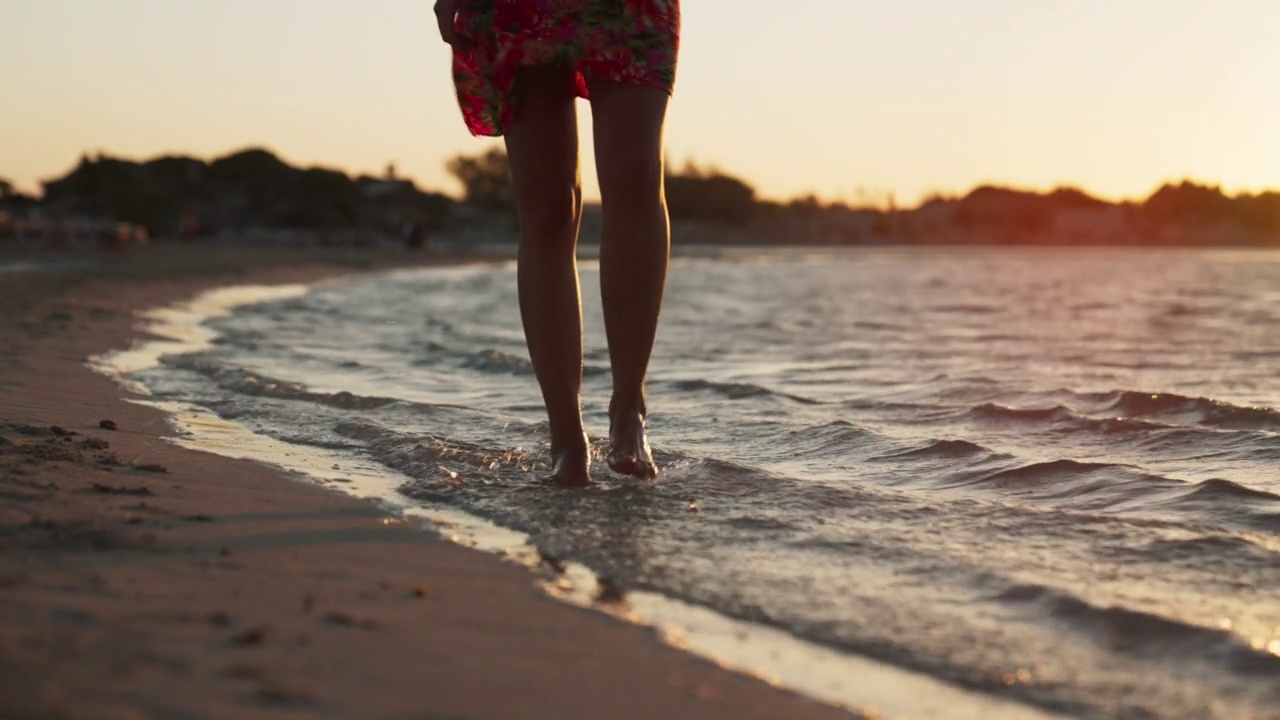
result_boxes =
[586,79,671,479]
[504,66,591,486]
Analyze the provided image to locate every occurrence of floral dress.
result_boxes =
[452,0,681,136]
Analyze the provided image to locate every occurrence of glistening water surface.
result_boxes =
[128,247,1280,719]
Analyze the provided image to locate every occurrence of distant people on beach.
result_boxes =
[436,0,681,486]
[401,220,430,250]
[0,210,149,251]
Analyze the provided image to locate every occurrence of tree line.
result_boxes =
[444,148,1280,244]
[4,149,452,239]
[5,146,1279,245]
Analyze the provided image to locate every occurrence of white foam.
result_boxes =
[89,284,311,380]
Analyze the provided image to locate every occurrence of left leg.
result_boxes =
[586,78,671,478]
[505,66,590,486]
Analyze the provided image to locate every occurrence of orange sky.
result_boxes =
[2,1,1278,204]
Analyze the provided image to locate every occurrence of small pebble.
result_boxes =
[324,612,378,630]
[99,420,118,431]
[229,625,270,647]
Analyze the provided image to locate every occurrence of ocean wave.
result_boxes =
[972,459,1164,488]
[871,438,993,460]
[1080,390,1280,431]
[936,459,1280,530]
[1142,534,1273,558]
[993,582,1280,675]
[1183,477,1280,504]
[1127,425,1280,459]
[1159,479,1280,532]
[760,420,880,460]
[1113,534,1280,578]
[969,402,1170,433]
[461,348,534,375]
[164,357,400,410]
[664,378,821,404]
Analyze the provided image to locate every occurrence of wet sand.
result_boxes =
[0,243,857,720]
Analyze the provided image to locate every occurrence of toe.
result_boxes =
[607,449,657,479]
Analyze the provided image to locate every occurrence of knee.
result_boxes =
[597,145,663,207]
[517,182,583,248]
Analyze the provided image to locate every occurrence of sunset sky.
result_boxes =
[2,0,1278,205]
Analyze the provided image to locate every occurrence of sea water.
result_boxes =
[121,246,1280,719]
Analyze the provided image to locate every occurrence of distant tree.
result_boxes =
[1234,192,1280,234]
[917,192,956,209]
[1142,181,1232,227]
[144,155,208,190]
[785,194,824,216]
[753,198,787,219]
[405,189,455,230]
[445,146,513,211]
[665,162,757,225]
[0,176,33,210]
[0,176,37,209]
[140,156,208,228]
[279,167,362,228]
[953,185,1052,235]
[42,154,177,232]
[1046,186,1108,210]
[208,148,291,181]
[207,148,293,202]
[27,147,462,238]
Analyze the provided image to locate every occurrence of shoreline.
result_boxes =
[0,243,1061,719]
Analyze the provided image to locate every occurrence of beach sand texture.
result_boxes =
[0,245,856,720]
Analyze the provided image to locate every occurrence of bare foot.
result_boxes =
[607,410,657,479]
[550,433,592,487]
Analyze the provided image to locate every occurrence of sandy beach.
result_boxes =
[0,244,856,720]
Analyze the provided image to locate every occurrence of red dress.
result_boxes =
[452,0,681,136]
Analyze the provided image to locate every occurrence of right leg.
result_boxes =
[504,66,590,486]
[588,80,671,479]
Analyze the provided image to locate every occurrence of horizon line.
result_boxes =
[5,143,1278,211]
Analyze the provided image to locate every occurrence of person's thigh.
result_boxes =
[586,80,669,203]
[504,66,582,234]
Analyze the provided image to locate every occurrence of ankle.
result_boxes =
[549,423,588,455]
[608,390,647,420]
